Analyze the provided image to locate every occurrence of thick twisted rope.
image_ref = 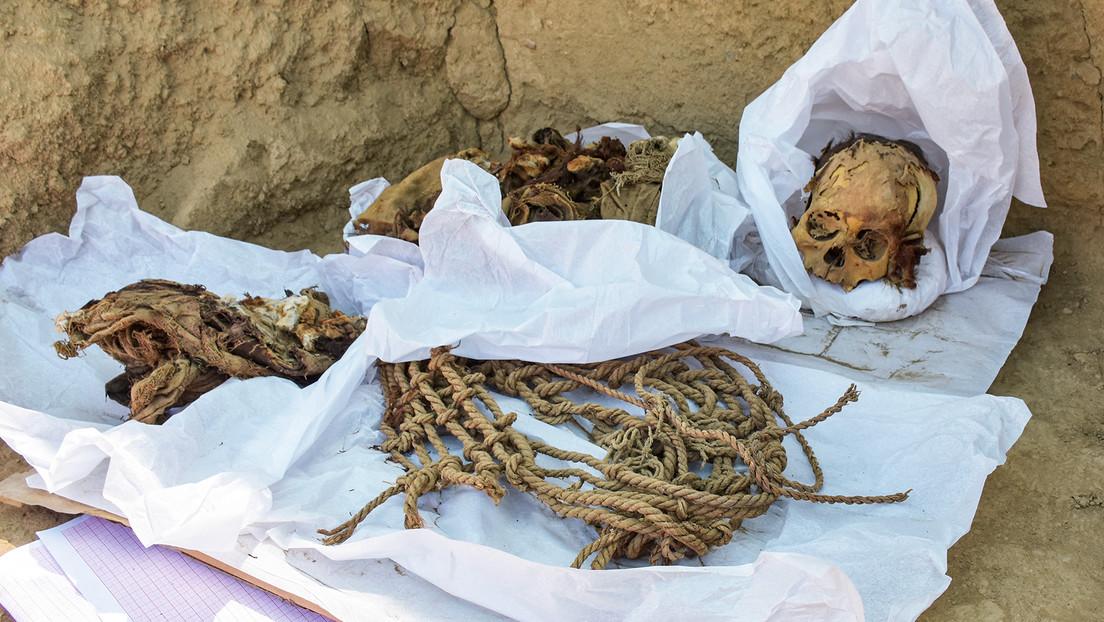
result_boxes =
[320,342,908,568]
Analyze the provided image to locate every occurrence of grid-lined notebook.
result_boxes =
[0,515,328,621]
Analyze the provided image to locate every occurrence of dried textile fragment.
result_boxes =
[53,279,366,423]
[599,136,680,225]
[321,342,908,569]
[502,183,586,226]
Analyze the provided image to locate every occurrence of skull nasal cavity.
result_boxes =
[823,247,845,268]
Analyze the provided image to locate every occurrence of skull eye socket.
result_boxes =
[853,229,889,261]
[805,211,841,241]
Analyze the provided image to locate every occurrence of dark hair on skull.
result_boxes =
[813,132,933,173]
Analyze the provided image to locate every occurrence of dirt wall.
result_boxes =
[2,1,1103,620]
[0,0,864,257]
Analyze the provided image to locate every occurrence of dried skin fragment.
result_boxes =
[561,134,627,204]
[498,127,626,206]
[497,128,573,195]
[566,155,604,174]
[54,279,367,423]
[791,134,940,291]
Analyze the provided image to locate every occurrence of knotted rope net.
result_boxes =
[320,341,908,568]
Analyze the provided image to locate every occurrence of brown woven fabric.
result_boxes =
[54,279,366,423]
[320,342,908,568]
[599,136,679,225]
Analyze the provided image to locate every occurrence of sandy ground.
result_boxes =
[2,1,1103,620]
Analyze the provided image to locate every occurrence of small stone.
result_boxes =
[1072,493,1101,509]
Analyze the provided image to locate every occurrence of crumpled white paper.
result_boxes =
[239,358,1031,622]
[0,171,798,549]
[718,230,1054,398]
[0,167,1049,620]
[736,0,1046,322]
[345,123,797,363]
[362,158,801,363]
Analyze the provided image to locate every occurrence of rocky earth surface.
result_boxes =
[2,1,1102,620]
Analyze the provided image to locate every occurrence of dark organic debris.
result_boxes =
[350,126,683,244]
[54,279,366,423]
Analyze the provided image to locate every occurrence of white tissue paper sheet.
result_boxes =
[0,159,1050,622]
[735,0,1046,322]
[346,123,798,363]
[362,158,801,363]
[713,231,1054,398]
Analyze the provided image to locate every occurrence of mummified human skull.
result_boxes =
[791,134,940,291]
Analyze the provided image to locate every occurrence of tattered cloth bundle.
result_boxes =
[599,136,680,225]
[53,279,366,423]
[321,342,908,569]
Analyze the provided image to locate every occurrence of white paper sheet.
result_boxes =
[735,0,1046,321]
[0,159,1048,622]
[361,158,800,363]
[0,540,99,622]
[0,515,327,621]
[713,230,1053,397]
[346,123,801,363]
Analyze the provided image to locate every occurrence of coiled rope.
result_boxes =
[320,341,908,568]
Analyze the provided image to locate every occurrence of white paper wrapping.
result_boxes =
[735,0,1046,322]
[341,122,803,363]
[360,158,799,363]
[0,169,1050,620]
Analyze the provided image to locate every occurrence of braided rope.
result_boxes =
[320,341,908,568]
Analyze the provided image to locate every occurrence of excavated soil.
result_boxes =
[2,1,1102,620]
